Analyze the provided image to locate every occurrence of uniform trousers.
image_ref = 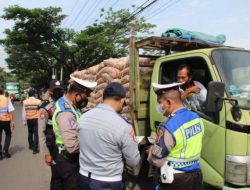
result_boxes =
[79,174,125,190]
[160,170,203,190]
[27,119,39,151]
[0,121,11,152]
[54,153,79,190]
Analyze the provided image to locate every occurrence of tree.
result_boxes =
[1,5,156,88]
[0,67,16,84]
[1,5,72,89]
[70,7,156,69]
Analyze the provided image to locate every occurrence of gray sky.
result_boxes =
[1,0,250,71]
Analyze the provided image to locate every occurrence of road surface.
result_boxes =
[0,102,50,190]
[0,102,217,190]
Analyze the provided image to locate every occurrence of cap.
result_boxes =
[70,75,97,91]
[103,82,126,98]
[50,80,64,89]
[28,88,36,96]
[152,82,182,96]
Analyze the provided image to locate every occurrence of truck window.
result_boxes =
[159,56,212,117]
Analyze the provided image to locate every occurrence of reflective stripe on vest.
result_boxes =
[0,95,10,121]
[23,97,41,119]
[166,116,204,169]
[52,97,80,153]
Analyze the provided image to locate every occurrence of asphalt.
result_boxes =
[0,102,50,190]
[0,102,215,190]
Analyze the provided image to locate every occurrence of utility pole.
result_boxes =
[60,65,63,81]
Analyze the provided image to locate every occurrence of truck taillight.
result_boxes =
[225,155,250,186]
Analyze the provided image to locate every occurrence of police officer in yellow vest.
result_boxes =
[22,89,42,154]
[52,75,96,190]
[0,86,15,159]
[148,83,204,190]
[38,80,64,190]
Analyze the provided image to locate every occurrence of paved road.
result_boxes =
[0,102,50,190]
[0,102,218,190]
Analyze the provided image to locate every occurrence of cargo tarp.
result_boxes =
[162,28,226,45]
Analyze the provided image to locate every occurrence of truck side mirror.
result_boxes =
[206,81,225,112]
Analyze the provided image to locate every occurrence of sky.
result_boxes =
[0,0,250,71]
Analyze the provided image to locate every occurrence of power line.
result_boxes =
[69,0,80,16]
[68,0,91,28]
[98,0,120,23]
[84,0,111,27]
[129,0,151,16]
[109,0,159,39]
[145,0,174,18]
[61,0,80,26]
[74,0,102,29]
[125,0,159,22]
[142,0,160,16]
[146,0,181,20]
[110,0,120,9]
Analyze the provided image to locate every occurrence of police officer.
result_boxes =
[78,82,140,190]
[0,86,15,159]
[148,83,204,190]
[38,80,64,190]
[52,75,96,190]
[22,88,41,154]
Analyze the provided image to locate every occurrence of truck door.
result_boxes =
[150,53,225,188]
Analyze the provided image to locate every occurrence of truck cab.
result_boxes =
[129,37,250,189]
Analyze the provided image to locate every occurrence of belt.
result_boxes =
[173,169,184,174]
[60,150,79,163]
[80,170,122,182]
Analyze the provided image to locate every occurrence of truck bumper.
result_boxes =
[223,186,250,190]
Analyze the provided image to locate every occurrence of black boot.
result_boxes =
[32,150,39,154]
[0,152,3,160]
[4,151,11,158]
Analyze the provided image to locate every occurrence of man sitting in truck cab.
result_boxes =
[177,64,207,111]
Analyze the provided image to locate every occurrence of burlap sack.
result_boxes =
[121,75,129,85]
[96,67,121,79]
[88,65,100,75]
[123,82,130,91]
[121,67,129,77]
[101,73,114,83]
[103,58,128,70]
[96,83,108,92]
[139,67,153,75]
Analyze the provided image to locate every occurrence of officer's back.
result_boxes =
[78,82,140,190]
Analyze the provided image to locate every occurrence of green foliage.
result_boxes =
[1,5,70,88]
[71,7,156,68]
[1,5,156,88]
[0,67,16,85]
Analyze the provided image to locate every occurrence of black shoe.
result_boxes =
[0,152,3,160]
[4,152,11,158]
[32,150,39,154]
[29,146,33,150]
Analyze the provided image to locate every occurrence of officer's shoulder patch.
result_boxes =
[40,113,46,119]
[68,116,76,128]
[155,129,164,144]
[129,128,138,143]
[64,102,71,109]
[119,115,132,124]
[39,108,48,119]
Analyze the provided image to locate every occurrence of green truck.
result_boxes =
[5,82,21,101]
[128,36,250,189]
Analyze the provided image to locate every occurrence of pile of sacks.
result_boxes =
[71,57,154,122]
